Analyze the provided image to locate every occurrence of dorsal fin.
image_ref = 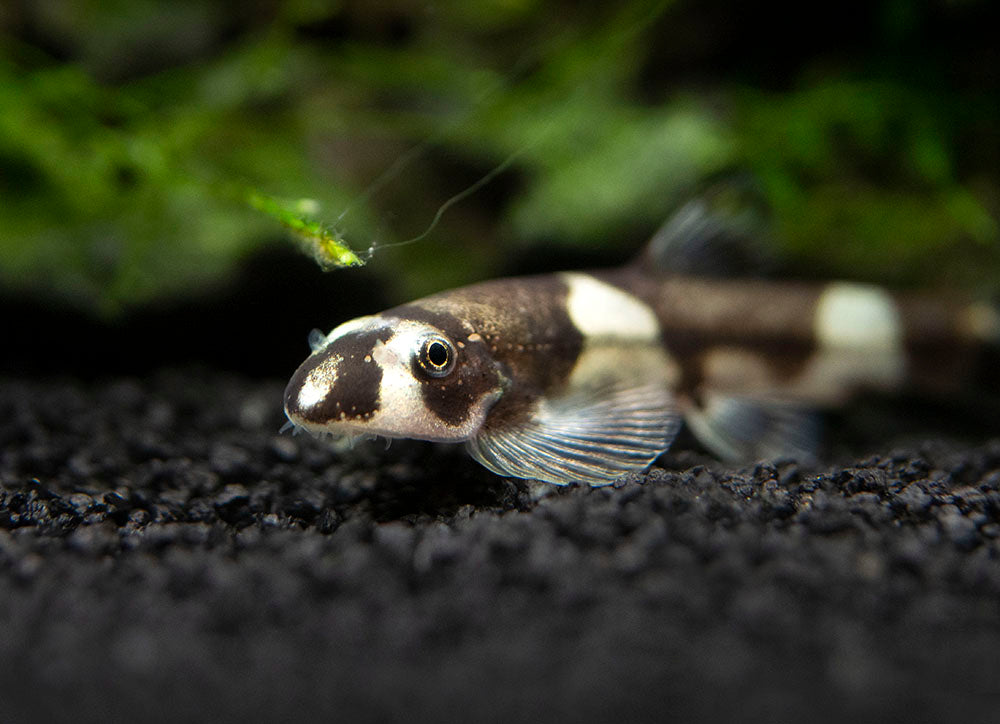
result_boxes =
[638,179,774,278]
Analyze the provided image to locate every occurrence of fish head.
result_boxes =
[284,314,506,442]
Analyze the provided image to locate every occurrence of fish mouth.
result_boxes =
[282,402,376,438]
[282,401,413,443]
[281,415,396,456]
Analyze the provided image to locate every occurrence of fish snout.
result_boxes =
[283,349,344,428]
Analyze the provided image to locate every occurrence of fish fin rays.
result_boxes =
[683,393,822,463]
[467,347,681,486]
[641,178,773,278]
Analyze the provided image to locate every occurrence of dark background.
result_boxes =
[2,0,999,376]
[2,2,1000,722]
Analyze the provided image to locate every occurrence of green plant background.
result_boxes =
[1,0,998,317]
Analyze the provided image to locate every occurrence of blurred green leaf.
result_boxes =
[0,0,997,315]
[735,79,998,286]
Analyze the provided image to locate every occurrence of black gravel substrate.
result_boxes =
[2,370,1000,723]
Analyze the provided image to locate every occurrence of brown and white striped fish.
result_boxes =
[284,197,999,485]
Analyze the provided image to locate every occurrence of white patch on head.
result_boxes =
[814,283,902,350]
[354,320,497,442]
[324,315,381,345]
[369,324,426,436]
[292,315,388,417]
[801,282,906,399]
[561,273,660,341]
[298,354,341,410]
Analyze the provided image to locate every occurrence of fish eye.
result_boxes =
[417,335,455,377]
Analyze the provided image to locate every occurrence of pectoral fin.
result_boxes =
[467,346,681,486]
[683,393,821,463]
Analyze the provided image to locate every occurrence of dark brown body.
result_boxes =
[285,257,996,484]
[595,268,985,403]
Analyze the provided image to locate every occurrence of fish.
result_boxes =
[283,192,999,486]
